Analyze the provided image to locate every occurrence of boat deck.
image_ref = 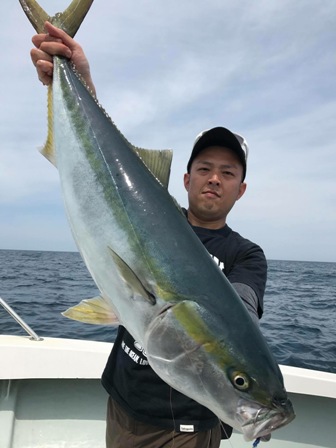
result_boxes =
[1,336,335,448]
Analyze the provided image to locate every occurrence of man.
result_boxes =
[31,22,267,448]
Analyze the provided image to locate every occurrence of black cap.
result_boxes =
[187,127,248,180]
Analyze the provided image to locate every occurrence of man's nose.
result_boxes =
[208,173,221,186]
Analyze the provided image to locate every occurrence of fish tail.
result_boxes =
[18,0,94,36]
[19,0,95,165]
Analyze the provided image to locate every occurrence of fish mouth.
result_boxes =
[237,397,295,441]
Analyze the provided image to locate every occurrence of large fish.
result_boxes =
[19,0,294,441]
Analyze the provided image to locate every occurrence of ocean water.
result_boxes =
[0,249,335,374]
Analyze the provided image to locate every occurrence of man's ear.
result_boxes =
[237,182,247,201]
[184,173,190,191]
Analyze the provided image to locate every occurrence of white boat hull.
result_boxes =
[1,336,335,447]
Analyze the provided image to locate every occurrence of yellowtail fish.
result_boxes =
[19,0,295,440]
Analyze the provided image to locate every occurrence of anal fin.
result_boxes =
[39,85,57,167]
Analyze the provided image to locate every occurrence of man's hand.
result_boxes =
[30,21,96,95]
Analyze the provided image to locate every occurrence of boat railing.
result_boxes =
[0,297,42,341]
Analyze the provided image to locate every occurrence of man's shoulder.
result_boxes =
[195,224,264,257]
[226,226,264,254]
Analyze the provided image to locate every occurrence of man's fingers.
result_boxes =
[44,21,77,51]
[32,22,74,58]
[32,33,47,49]
[30,21,91,89]
[31,39,72,60]
[35,60,53,86]
[39,41,72,59]
[30,48,52,67]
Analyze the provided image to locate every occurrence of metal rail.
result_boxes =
[0,297,42,341]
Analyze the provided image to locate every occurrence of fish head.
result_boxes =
[145,300,295,440]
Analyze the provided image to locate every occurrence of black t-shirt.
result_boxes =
[191,223,266,319]
[101,220,267,433]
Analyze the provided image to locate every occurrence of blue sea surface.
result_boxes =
[0,249,335,373]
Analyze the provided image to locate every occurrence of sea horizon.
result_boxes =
[1,247,334,265]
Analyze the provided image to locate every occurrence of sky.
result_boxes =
[0,0,335,262]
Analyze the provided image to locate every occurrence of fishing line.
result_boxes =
[223,427,239,448]
[166,324,261,448]
[219,422,261,448]
[169,386,176,447]
[168,387,260,448]
[219,420,231,440]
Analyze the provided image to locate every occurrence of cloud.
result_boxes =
[0,0,335,261]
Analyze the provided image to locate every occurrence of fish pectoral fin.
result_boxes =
[134,147,173,188]
[62,295,119,325]
[108,247,156,305]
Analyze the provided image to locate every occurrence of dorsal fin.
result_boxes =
[134,148,173,188]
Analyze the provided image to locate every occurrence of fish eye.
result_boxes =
[231,371,250,391]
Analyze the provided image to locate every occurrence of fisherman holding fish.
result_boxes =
[30,18,273,448]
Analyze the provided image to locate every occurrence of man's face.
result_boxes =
[184,146,246,228]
